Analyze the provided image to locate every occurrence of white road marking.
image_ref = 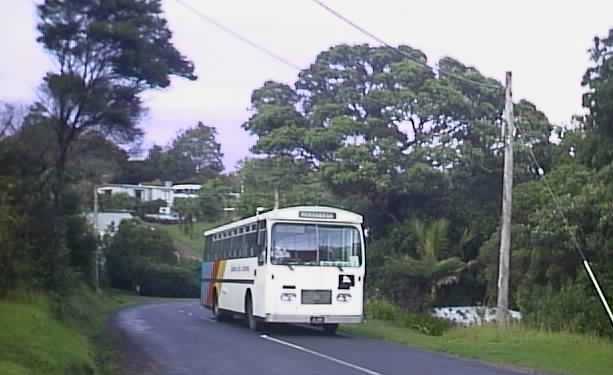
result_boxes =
[260,334,384,375]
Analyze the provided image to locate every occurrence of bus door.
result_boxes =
[252,220,267,318]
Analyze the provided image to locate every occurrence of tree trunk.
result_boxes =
[48,147,70,290]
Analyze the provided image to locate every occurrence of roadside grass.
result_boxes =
[151,221,221,258]
[0,287,150,375]
[342,319,613,375]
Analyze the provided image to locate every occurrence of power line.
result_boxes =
[309,0,502,91]
[174,0,302,70]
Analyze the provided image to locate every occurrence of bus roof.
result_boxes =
[203,206,363,236]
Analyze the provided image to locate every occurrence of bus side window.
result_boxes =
[221,237,230,259]
[257,220,266,265]
[247,231,257,257]
[207,236,213,261]
[241,232,248,258]
[203,237,208,261]
[210,238,215,261]
[213,238,218,261]
[217,235,221,259]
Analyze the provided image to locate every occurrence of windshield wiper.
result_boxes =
[287,263,294,270]
[336,265,344,272]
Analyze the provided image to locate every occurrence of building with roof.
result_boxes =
[96,181,201,209]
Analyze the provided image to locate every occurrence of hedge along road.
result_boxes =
[112,301,529,375]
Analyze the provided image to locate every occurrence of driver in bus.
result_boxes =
[273,246,290,259]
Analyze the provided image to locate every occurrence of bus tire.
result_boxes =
[323,323,339,335]
[212,289,227,322]
[245,293,261,331]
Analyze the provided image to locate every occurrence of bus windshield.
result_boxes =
[271,223,362,267]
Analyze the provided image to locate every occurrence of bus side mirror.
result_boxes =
[257,251,265,265]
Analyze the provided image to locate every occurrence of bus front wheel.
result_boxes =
[323,323,338,335]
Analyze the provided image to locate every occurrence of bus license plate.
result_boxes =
[310,316,325,324]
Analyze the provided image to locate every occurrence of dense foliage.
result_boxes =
[104,219,199,298]
[115,122,224,184]
[0,0,195,295]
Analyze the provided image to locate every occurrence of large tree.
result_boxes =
[579,28,613,169]
[243,44,552,236]
[35,0,196,288]
[583,29,613,138]
[36,0,196,199]
[169,121,224,178]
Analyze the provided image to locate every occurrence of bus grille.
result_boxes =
[301,290,332,305]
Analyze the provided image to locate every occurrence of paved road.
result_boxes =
[112,301,528,375]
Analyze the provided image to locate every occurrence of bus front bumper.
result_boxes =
[265,314,363,324]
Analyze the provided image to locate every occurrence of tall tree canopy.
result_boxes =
[36,0,196,198]
[115,122,224,184]
[583,29,613,138]
[168,121,224,177]
[243,44,552,235]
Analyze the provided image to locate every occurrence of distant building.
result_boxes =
[85,211,134,237]
[171,184,201,200]
[96,181,201,209]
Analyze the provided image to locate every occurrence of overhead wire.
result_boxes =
[174,0,302,70]
[308,0,502,91]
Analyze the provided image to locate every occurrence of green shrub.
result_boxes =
[520,282,613,338]
[366,299,402,321]
[397,312,451,336]
[366,299,452,336]
[137,262,199,298]
[105,219,199,297]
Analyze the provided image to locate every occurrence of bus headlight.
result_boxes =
[337,293,352,303]
[280,293,297,302]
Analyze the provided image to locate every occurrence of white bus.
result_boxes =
[201,206,365,334]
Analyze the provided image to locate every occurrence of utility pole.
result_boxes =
[273,186,280,210]
[497,71,514,327]
[93,185,101,292]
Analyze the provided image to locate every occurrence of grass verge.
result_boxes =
[0,287,149,375]
[342,319,613,375]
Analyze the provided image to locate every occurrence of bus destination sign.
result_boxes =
[298,211,336,220]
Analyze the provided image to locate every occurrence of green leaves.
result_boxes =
[36,0,196,147]
[583,29,613,140]
[170,122,224,177]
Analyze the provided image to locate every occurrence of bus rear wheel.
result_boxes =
[212,290,227,322]
[323,323,339,335]
[245,294,261,331]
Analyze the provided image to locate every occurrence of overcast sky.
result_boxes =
[2,0,612,170]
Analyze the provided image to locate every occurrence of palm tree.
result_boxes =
[384,218,467,310]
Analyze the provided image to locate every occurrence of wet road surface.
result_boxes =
[112,300,530,375]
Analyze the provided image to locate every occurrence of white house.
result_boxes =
[96,182,201,209]
[171,184,201,200]
[85,211,134,237]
